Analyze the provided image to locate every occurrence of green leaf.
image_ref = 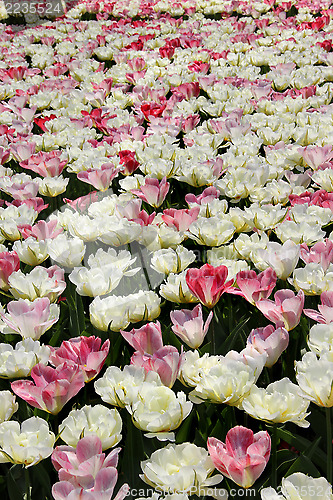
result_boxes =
[277,428,326,472]
[176,410,194,444]
[285,455,321,477]
[7,465,25,500]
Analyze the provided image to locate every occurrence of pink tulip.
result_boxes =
[20,150,67,177]
[161,207,200,232]
[304,291,333,324]
[0,147,10,165]
[77,164,121,191]
[207,426,271,488]
[52,436,129,500]
[10,142,36,162]
[256,289,305,331]
[5,180,40,200]
[63,192,99,212]
[181,114,201,133]
[52,481,129,500]
[0,297,59,340]
[131,346,182,388]
[0,250,20,290]
[300,144,333,170]
[11,362,85,414]
[170,304,213,348]
[49,336,110,382]
[20,220,63,240]
[118,150,139,175]
[300,239,333,271]
[247,325,289,367]
[131,176,170,208]
[185,186,220,207]
[185,264,234,308]
[120,321,163,355]
[231,268,277,305]
[10,197,48,213]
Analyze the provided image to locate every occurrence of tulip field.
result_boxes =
[2,0,333,498]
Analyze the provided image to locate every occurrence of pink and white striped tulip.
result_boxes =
[300,239,333,272]
[11,362,85,414]
[20,150,67,177]
[77,164,121,191]
[0,250,20,290]
[0,297,59,340]
[185,264,234,308]
[49,336,110,382]
[304,291,333,324]
[52,436,129,500]
[232,268,277,305]
[256,290,305,331]
[120,321,163,355]
[247,325,289,367]
[207,426,271,488]
[131,176,170,208]
[170,304,213,349]
[131,346,182,388]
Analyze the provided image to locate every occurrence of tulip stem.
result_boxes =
[326,407,332,484]
[271,424,277,490]
[210,309,217,355]
[25,467,31,500]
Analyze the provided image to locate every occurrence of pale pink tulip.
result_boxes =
[247,325,289,367]
[0,297,59,340]
[185,264,234,308]
[5,180,40,200]
[20,150,67,177]
[120,321,163,355]
[207,426,271,488]
[131,176,169,208]
[52,481,129,500]
[256,290,305,331]
[10,142,36,162]
[304,291,333,323]
[300,144,333,170]
[20,220,63,240]
[0,147,10,165]
[77,164,121,191]
[131,346,182,388]
[11,362,85,414]
[161,207,200,232]
[300,239,333,271]
[170,304,213,348]
[231,268,277,305]
[0,250,20,290]
[52,436,129,500]
[49,336,110,382]
[185,186,220,206]
[181,114,200,133]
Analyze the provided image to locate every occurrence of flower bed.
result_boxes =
[1,0,333,498]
